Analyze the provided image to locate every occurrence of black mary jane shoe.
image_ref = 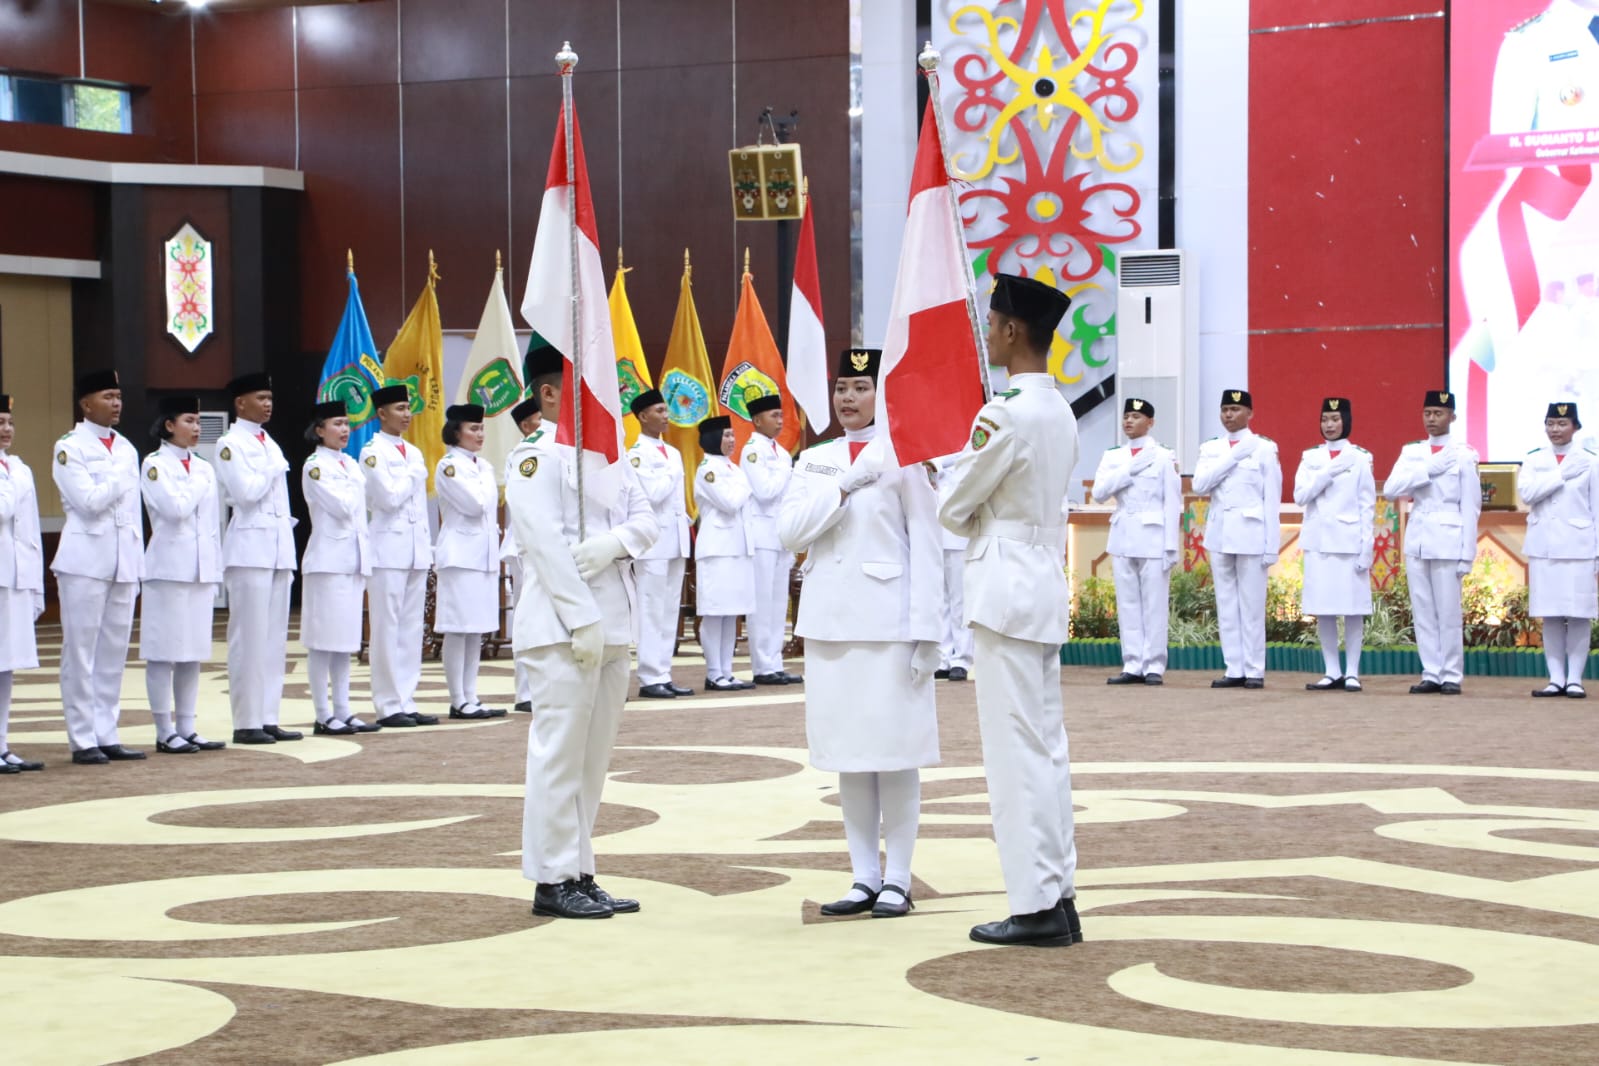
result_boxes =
[342,719,382,733]
[156,736,200,754]
[1567,684,1589,699]
[818,882,879,916]
[448,705,495,720]
[0,761,18,775]
[1305,676,1344,692]
[313,720,357,736]
[0,751,44,771]
[532,879,613,919]
[1533,683,1565,698]
[185,734,227,750]
[871,884,914,918]
[263,724,303,741]
[580,874,639,913]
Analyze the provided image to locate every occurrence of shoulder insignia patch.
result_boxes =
[519,456,538,478]
[630,456,641,467]
[972,426,991,450]
[706,471,717,484]
[364,455,377,467]
[978,415,1000,431]
[443,464,456,478]
[56,450,68,466]
[746,452,758,463]
[999,388,1021,399]
[146,467,158,481]
[219,446,232,461]
[309,466,322,481]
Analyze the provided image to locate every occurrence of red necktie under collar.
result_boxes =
[181,456,191,473]
[256,431,266,443]
[100,435,115,452]
[397,442,407,458]
[848,441,866,463]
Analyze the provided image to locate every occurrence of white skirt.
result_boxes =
[139,580,217,662]
[696,555,756,616]
[803,639,939,772]
[0,585,38,673]
[1301,552,1373,616]
[301,572,367,652]
[1530,557,1599,619]
[435,567,500,633]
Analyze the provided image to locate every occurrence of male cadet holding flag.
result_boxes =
[741,393,801,685]
[627,389,693,700]
[938,274,1083,947]
[508,349,658,920]
[1193,389,1282,690]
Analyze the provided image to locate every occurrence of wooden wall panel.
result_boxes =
[195,90,296,170]
[400,0,508,83]
[0,0,80,76]
[194,7,295,95]
[296,0,399,90]
[508,0,619,77]
[619,0,734,70]
[84,3,195,163]
[0,275,75,516]
[0,175,98,260]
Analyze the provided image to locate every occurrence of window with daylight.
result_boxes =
[0,73,132,134]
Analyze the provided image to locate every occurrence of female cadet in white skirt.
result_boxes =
[0,395,45,773]
[1517,401,1599,698]
[140,395,227,754]
[301,400,380,735]
[1292,397,1376,692]
[778,347,943,919]
[693,415,756,691]
[434,402,506,719]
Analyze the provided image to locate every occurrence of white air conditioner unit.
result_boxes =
[1116,249,1200,472]
[191,411,231,608]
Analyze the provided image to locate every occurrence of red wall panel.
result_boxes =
[1250,1,1447,29]
[508,0,619,77]
[400,0,508,83]
[194,7,295,95]
[195,90,296,170]
[296,0,398,90]
[0,0,80,76]
[84,4,195,163]
[0,175,97,260]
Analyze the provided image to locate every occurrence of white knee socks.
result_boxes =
[443,634,482,708]
[837,769,922,897]
[0,671,11,753]
[308,650,354,722]
[1344,616,1364,679]
[172,661,200,738]
[837,772,884,894]
[1545,619,1569,686]
[1547,618,1591,687]
[702,617,736,681]
[147,660,175,740]
[1316,616,1365,679]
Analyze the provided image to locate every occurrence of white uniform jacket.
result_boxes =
[140,442,222,583]
[1192,430,1283,558]
[930,456,969,551]
[504,429,659,650]
[434,446,499,573]
[1491,1,1599,134]
[500,449,522,563]
[1382,437,1481,561]
[740,432,792,552]
[301,446,371,577]
[780,433,943,645]
[214,419,296,571]
[629,436,691,560]
[1293,442,1376,566]
[1090,437,1181,559]
[362,431,432,570]
[938,374,1078,645]
[694,455,754,559]
[1518,443,1599,560]
[0,451,45,603]
[50,421,143,582]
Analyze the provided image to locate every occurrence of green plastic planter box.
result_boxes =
[1060,641,1591,676]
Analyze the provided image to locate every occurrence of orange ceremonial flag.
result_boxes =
[717,258,803,455]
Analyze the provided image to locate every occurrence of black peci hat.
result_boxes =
[227,372,273,398]
[990,273,1071,332]
[511,396,541,424]
[835,348,881,380]
[1221,388,1253,409]
[0,395,11,415]
[371,383,411,409]
[1123,397,1154,417]
[698,414,731,453]
[159,395,200,418]
[445,403,485,422]
[524,336,565,383]
[312,399,349,421]
[630,389,665,415]
[747,393,783,416]
[75,369,120,399]
[1321,397,1352,439]
[1424,389,1455,410]
[1547,400,1581,429]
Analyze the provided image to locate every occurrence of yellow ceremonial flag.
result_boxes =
[383,252,447,494]
[658,249,719,520]
[610,250,653,449]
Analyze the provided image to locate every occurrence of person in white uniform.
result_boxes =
[627,389,693,700]
[1294,398,1376,693]
[509,346,658,919]
[1090,397,1181,685]
[434,402,507,720]
[742,393,801,686]
[301,400,381,736]
[694,416,757,691]
[780,346,942,920]
[1517,401,1599,697]
[929,455,974,683]
[939,275,1081,946]
[1193,389,1282,690]
[361,383,438,728]
[501,396,542,713]
[54,369,145,765]
[214,372,301,745]
[140,395,226,754]
[1382,390,1481,696]
[0,395,45,774]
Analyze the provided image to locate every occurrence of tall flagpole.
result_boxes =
[557,40,585,538]
[918,42,992,404]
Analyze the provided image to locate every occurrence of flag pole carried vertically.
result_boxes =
[557,40,586,538]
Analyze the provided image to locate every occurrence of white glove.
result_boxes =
[1356,555,1372,575]
[1456,560,1473,578]
[569,620,604,669]
[909,641,941,686]
[1163,549,1179,573]
[1262,556,1277,573]
[1561,454,1589,480]
[1230,436,1258,462]
[571,533,626,581]
[31,594,44,621]
[1128,450,1154,475]
[1426,448,1456,477]
[838,461,881,495]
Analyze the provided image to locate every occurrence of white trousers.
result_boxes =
[633,556,685,685]
[701,615,737,680]
[973,625,1077,916]
[750,548,792,675]
[838,769,921,890]
[224,567,291,731]
[505,559,533,704]
[940,548,975,670]
[520,642,632,884]
[442,633,482,708]
[368,567,427,718]
[57,574,137,752]
[1213,552,1267,679]
[1408,557,1464,685]
[1112,554,1169,675]
[307,649,353,722]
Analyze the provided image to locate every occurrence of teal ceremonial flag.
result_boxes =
[317,266,385,458]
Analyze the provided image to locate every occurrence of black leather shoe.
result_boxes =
[233,728,276,744]
[969,901,1075,946]
[156,736,200,754]
[1568,684,1589,699]
[263,725,303,741]
[1211,676,1245,688]
[1,751,43,771]
[778,672,803,684]
[1439,682,1462,695]
[185,734,227,750]
[667,684,695,697]
[71,748,110,765]
[99,744,147,760]
[818,882,879,916]
[1409,680,1442,694]
[1144,674,1164,686]
[1533,683,1565,697]
[448,705,495,719]
[0,761,18,774]
[1306,676,1344,691]
[1060,895,1084,943]
[934,668,950,680]
[637,683,678,699]
[947,667,969,682]
[342,719,381,733]
[1242,678,1265,690]
[753,673,789,685]
[513,701,533,713]
[871,884,913,918]
[1106,672,1143,685]
[313,720,356,736]
[375,714,416,727]
[580,874,639,913]
[407,712,440,725]
[532,879,613,919]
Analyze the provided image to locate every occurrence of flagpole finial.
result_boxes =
[495,249,502,272]
[918,41,941,72]
[684,247,692,279]
[556,41,578,74]
[346,248,354,274]
[427,249,439,287]
[743,247,750,277]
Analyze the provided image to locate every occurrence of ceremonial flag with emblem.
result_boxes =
[610,254,653,450]
[659,252,719,520]
[521,99,626,508]
[316,266,384,459]
[877,96,988,468]
[383,256,448,493]
[719,265,802,455]
[787,188,830,435]
[455,260,525,485]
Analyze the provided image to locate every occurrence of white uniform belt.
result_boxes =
[975,518,1063,546]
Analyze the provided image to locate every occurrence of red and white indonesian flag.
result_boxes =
[520,101,625,506]
[787,191,830,435]
[877,97,988,468]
